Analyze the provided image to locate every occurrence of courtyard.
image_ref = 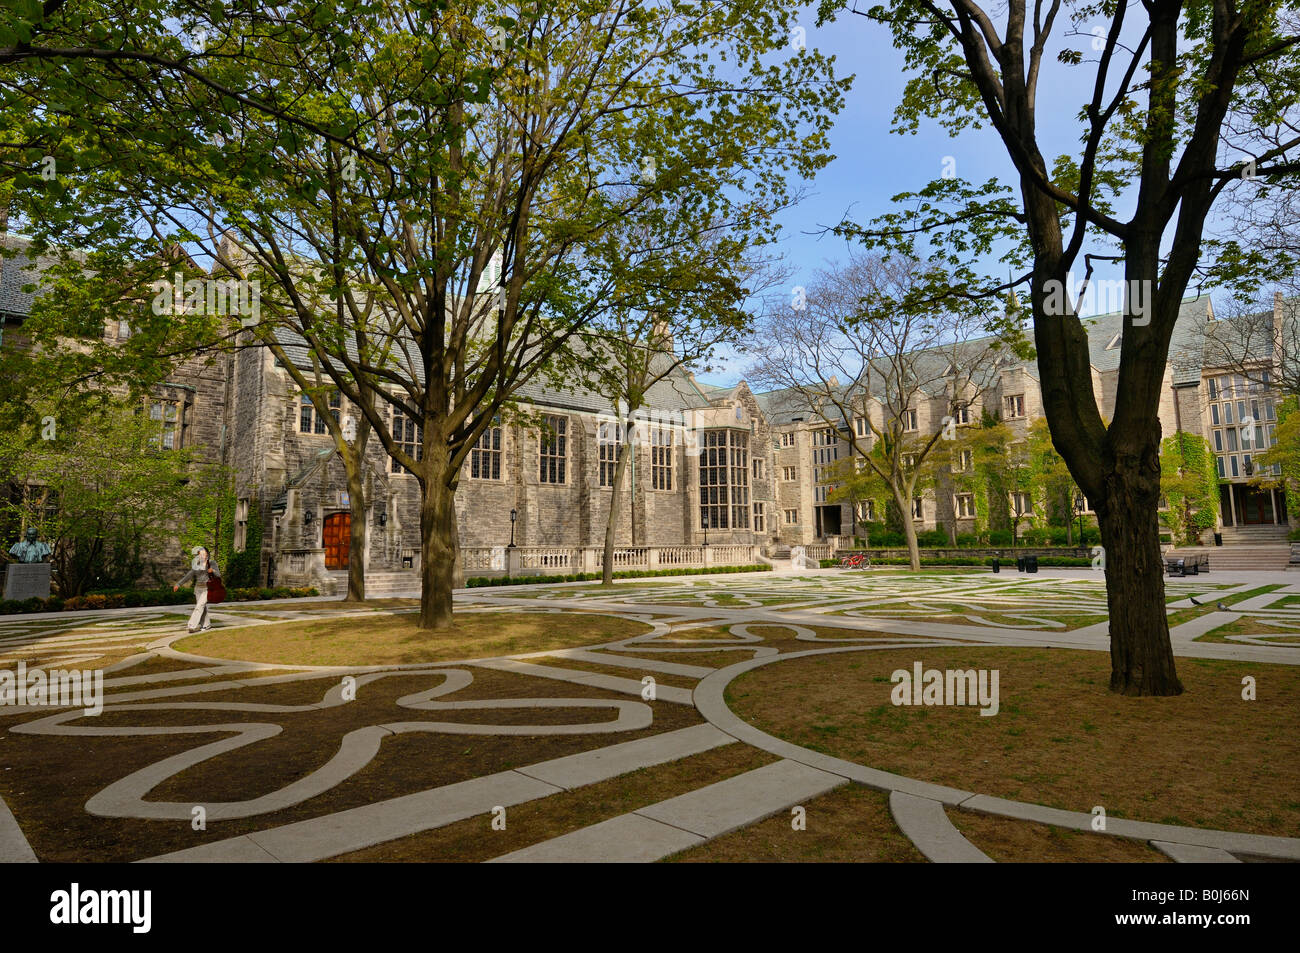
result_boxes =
[0,566,1296,864]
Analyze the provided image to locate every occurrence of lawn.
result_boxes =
[725,645,1300,837]
[176,610,652,666]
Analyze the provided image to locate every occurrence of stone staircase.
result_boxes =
[1217,524,1292,544]
[324,570,420,597]
[1172,525,1294,571]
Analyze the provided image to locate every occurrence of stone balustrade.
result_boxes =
[459,544,763,578]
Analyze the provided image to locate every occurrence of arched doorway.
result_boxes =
[322,513,351,569]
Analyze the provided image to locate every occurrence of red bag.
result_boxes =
[206,571,226,605]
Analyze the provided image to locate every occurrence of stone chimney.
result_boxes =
[650,311,674,352]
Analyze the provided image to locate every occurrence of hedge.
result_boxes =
[464,565,770,587]
[820,556,1093,568]
[0,585,319,615]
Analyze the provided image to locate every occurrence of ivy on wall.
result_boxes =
[1159,432,1219,545]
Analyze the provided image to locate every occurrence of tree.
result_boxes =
[1202,292,1300,396]
[1256,396,1300,524]
[0,398,223,595]
[749,250,1016,569]
[829,0,1300,694]
[1028,417,1082,543]
[112,0,846,630]
[569,217,781,586]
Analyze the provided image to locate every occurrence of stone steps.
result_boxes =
[324,570,420,596]
[1170,544,1291,570]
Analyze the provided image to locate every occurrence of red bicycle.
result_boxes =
[839,553,869,569]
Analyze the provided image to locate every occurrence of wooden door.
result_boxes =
[323,513,351,569]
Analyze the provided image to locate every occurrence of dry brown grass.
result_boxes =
[666,784,924,862]
[175,611,652,666]
[946,809,1170,862]
[328,743,775,862]
[0,667,700,862]
[727,646,1300,837]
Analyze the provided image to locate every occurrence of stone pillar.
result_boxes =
[703,546,714,568]
[647,547,660,570]
[506,546,522,577]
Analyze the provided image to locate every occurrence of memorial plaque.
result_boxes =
[4,562,52,600]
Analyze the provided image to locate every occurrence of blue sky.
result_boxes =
[697,5,1231,387]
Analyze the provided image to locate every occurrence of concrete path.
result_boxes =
[490,759,845,863]
[141,724,735,862]
[5,568,1298,864]
[890,792,993,863]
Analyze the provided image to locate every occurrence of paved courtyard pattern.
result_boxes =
[0,568,1297,863]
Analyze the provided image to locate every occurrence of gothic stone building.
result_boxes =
[1,233,1293,589]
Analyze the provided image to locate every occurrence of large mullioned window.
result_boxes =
[700,430,749,530]
[540,414,567,484]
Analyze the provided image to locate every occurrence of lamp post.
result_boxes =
[1074,494,1085,547]
[509,508,517,548]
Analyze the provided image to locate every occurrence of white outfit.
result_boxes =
[176,561,220,632]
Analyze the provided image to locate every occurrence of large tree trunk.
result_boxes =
[417,472,458,632]
[343,460,367,602]
[601,429,634,587]
[1097,461,1183,696]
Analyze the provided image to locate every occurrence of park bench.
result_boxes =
[1165,553,1210,576]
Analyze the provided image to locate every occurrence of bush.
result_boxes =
[0,585,318,615]
[915,529,950,547]
[464,565,770,588]
[988,529,1013,546]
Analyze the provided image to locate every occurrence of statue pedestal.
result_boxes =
[3,563,51,601]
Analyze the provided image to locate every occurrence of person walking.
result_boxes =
[174,547,221,633]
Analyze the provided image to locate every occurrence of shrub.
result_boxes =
[915,529,950,547]
[464,565,769,588]
[988,529,1013,546]
[955,533,981,547]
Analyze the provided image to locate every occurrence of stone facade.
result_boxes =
[3,235,1294,586]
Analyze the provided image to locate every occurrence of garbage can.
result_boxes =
[1016,555,1026,573]
[1214,532,1222,546]
[1026,554,1038,573]
[991,557,1000,573]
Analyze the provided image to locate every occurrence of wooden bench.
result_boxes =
[1165,553,1210,576]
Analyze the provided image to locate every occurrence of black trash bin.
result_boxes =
[1214,532,1223,546]
[1016,555,1026,573]
[992,556,1000,573]
[1026,554,1038,573]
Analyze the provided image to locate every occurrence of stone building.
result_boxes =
[1,233,1294,588]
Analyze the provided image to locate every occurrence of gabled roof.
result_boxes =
[1081,294,1211,386]
[272,326,714,419]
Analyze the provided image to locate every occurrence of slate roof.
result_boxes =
[273,326,714,418]
[0,236,71,318]
[1079,294,1212,386]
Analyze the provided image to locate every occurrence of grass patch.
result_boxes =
[665,784,924,862]
[947,809,1170,862]
[727,646,1300,837]
[1166,585,1284,627]
[176,611,652,666]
